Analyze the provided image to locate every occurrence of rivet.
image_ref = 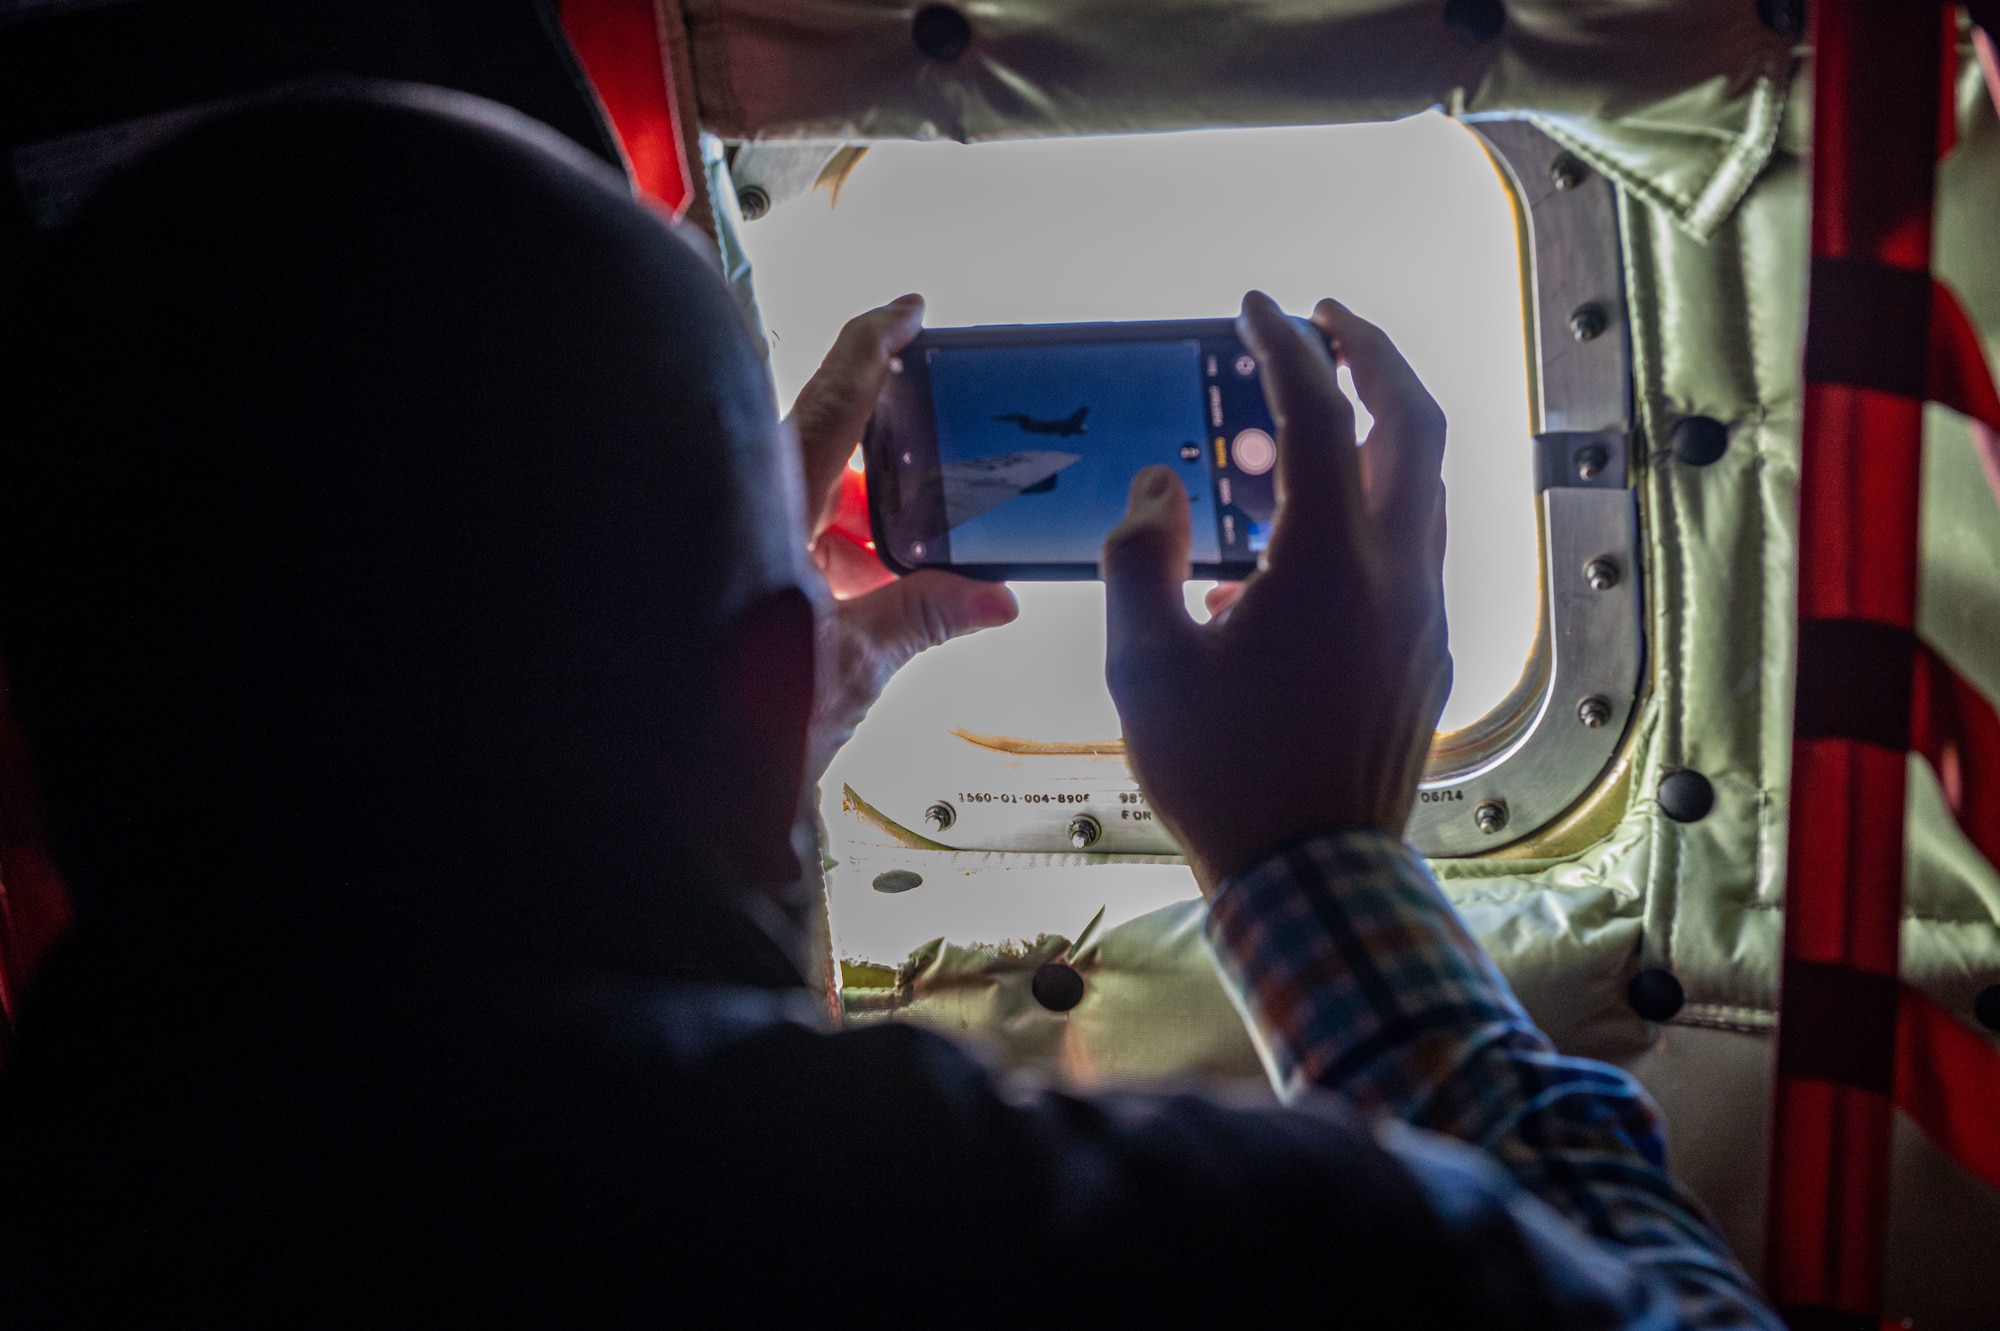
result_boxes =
[1578,695,1613,728]
[1549,152,1590,191]
[1975,985,2000,1033]
[871,870,923,894]
[1756,0,1807,38]
[923,801,955,832]
[1669,415,1730,467]
[1568,304,1607,342]
[1474,799,1508,834]
[1575,443,1609,481]
[1584,557,1619,591]
[911,4,973,61]
[1442,0,1506,46]
[735,184,771,221]
[1066,815,1101,850]
[1628,968,1685,1021]
[1031,961,1086,1012]
[1657,769,1715,823]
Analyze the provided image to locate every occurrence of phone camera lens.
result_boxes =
[1234,355,1256,377]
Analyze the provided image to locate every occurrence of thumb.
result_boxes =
[837,570,1019,676]
[1102,466,1195,697]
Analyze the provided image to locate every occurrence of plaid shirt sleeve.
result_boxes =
[1205,829,1780,1330]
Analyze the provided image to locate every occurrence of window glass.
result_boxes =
[736,114,1538,958]
[742,111,1536,738]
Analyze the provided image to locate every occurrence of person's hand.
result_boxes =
[1101,291,1450,892]
[787,295,1019,780]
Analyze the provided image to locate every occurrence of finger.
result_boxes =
[1202,581,1246,620]
[1236,291,1362,561]
[1101,466,1196,698]
[1312,298,1445,536]
[813,529,899,601]
[837,569,1018,675]
[791,294,925,535]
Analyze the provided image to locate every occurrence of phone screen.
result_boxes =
[865,320,1282,577]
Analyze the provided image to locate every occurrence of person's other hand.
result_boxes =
[1101,292,1450,892]
[787,295,1019,780]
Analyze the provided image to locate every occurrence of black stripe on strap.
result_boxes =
[1803,255,1931,399]
[1794,618,1913,751]
[1776,959,1900,1096]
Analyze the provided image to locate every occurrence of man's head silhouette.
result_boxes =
[0,84,823,989]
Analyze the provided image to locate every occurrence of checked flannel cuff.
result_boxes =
[1203,829,1780,1329]
[1203,828,1535,1118]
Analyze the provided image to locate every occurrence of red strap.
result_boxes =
[1929,280,2000,431]
[558,0,696,215]
[1769,2,1948,1321]
[1911,642,2000,868]
[1928,278,2000,512]
[1978,26,2000,123]
[1895,983,2000,1191]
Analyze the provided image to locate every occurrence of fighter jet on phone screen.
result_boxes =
[992,407,1089,438]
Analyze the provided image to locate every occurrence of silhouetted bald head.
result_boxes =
[0,85,816,985]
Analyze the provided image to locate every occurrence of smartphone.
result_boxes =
[863,318,1293,579]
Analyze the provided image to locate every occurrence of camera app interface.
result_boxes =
[921,338,1277,565]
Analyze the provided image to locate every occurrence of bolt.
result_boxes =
[1066,815,1101,850]
[911,3,973,61]
[1474,800,1508,835]
[1549,152,1589,191]
[1657,769,1716,823]
[1584,557,1620,591]
[1578,695,1613,728]
[1628,968,1686,1021]
[1756,0,1806,38]
[1574,444,1609,481]
[923,802,955,832]
[735,184,771,221]
[1442,0,1506,46]
[1670,415,1730,467]
[1568,304,1607,342]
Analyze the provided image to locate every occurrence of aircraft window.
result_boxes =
[732,115,1639,966]
[741,112,1537,738]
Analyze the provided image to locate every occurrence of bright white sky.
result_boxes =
[740,110,1537,747]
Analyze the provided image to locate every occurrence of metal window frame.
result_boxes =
[840,119,1644,859]
[1406,119,1644,855]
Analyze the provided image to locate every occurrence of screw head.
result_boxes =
[1549,152,1590,191]
[1584,557,1620,591]
[1628,968,1685,1021]
[1574,443,1609,481]
[735,184,771,221]
[1578,695,1613,728]
[911,4,973,61]
[1657,769,1715,823]
[1066,815,1101,850]
[1669,415,1730,467]
[1031,961,1086,1012]
[1568,304,1607,342]
[1474,799,1508,834]
[923,801,955,832]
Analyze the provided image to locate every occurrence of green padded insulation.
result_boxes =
[830,46,2000,1077]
